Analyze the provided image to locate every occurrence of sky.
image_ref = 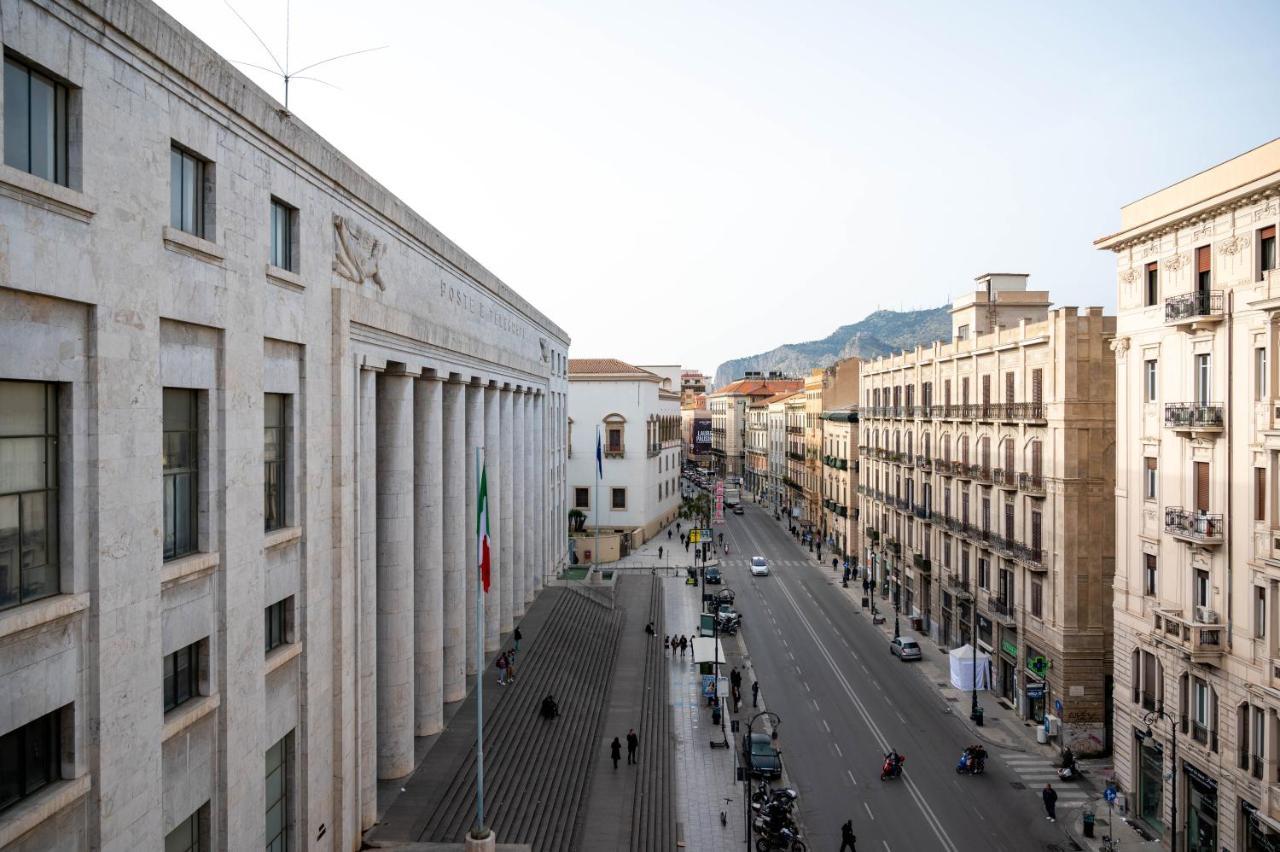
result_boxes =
[156,0,1280,376]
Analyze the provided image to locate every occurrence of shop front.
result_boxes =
[1024,644,1050,723]
[941,592,953,648]
[1184,762,1218,852]
[1136,731,1164,836]
[999,639,1018,704]
[1243,800,1280,852]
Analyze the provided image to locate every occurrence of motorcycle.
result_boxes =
[717,613,742,635]
[880,752,906,780]
[750,785,798,811]
[956,746,987,775]
[753,819,805,851]
[1057,762,1082,781]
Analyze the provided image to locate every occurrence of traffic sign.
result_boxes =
[689,530,701,543]
[1103,786,1117,804]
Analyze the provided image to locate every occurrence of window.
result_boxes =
[607,426,623,454]
[1030,509,1042,552]
[265,731,294,852]
[978,556,989,590]
[1005,372,1015,405]
[1030,579,1042,619]
[1144,553,1157,596]
[1190,677,1217,751]
[1145,360,1158,402]
[1258,467,1268,523]
[574,487,589,509]
[3,57,68,186]
[1196,354,1212,405]
[163,389,199,560]
[957,324,969,341]
[269,199,296,272]
[1145,262,1158,306]
[1262,226,1277,279]
[1195,569,1210,609]
[1256,586,1267,639]
[264,394,287,532]
[1138,650,1159,710]
[1196,245,1211,293]
[961,377,970,406]
[1258,348,1269,401]
[1144,458,1158,501]
[0,380,59,611]
[611,487,626,510]
[165,804,208,852]
[981,375,991,406]
[163,641,201,712]
[265,598,290,653]
[0,708,61,813]
[1252,705,1266,779]
[1195,461,1210,513]
[170,145,210,238]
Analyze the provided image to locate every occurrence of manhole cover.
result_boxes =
[1009,781,1026,790]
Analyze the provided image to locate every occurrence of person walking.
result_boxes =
[679,636,688,656]
[658,546,664,560]
[610,737,622,770]
[513,627,522,653]
[496,651,508,686]
[668,528,673,540]
[839,819,857,851]
[626,729,639,765]
[752,680,759,708]
[1042,783,1058,822]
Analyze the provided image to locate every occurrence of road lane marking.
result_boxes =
[897,712,907,724]
[835,742,843,758]
[864,802,875,820]
[812,698,820,711]
[823,720,831,733]
[805,681,811,692]
[771,573,960,852]
[846,767,855,784]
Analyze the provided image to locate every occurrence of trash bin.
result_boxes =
[1036,726,1048,744]
[861,596,870,608]
[911,617,923,631]
[972,707,984,726]
[1082,807,1095,838]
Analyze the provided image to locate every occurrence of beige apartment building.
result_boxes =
[1097,139,1280,851]
[821,408,860,564]
[708,375,802,480]
[805,371,826,525]
[785,392,809,523]
[766,392,798,514]
[681,393,710,469]
[746,399,771,496]
[859,275,1116,752]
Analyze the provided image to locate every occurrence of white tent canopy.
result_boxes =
[692,636,727,665]
[949,644,992,691]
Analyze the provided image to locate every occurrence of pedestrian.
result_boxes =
[645,621,655,636]
[626,728,639,765]
[668,528,672,540]
[679,636,687,656]
[684,541,689,553]
[506,657,517,684]
[610,737,622,770]
[663,634,669,650]
[752,680,759,707]
[840,819,857,852]
[658,545,664,560]
[833,557,839,571]
[730,667,741,690]
[1042,783,1058,822]
[513,626,522,653]
[496,651,508,686]
[677,522,681,534]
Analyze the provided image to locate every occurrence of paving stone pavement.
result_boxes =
[663,574,747,851]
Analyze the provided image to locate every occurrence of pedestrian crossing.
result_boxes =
[999,752,1091,804]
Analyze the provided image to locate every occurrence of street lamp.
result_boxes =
[969,629,981,723]
[1140,703,1180,852]
[744,710,782,847]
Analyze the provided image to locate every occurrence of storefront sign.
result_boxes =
[1184,762,1218,792]
[1000,640,1018,658]
[1025,683,1046,699]
[1026,645,1049,676]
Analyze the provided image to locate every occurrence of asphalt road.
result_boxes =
[719,498,1079,852]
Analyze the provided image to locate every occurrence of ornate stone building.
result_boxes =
[820,408,860,564]
[707,375,802,480]
[859,275,1115,751]
[1097,139,1280,851]
[0,1,567,850]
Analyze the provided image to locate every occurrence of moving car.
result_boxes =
[742,732,783,778]
[889,636,922,661]
[732,504,744,515]
[704,566,722,584]
[750,556,770,576]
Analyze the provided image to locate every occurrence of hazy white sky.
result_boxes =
[157,0,1280,375]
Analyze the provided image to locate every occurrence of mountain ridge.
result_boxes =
[712,305,952,389]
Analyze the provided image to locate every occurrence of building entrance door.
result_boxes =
[1137,734,1163,835]
[1185,763,1218,852]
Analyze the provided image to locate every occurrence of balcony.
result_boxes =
[604,448,625,459]
[893,496,910,512]
[946,574,973,599]
[865,526,880,543]
[913,553,931,572]
[990,596,1017,625]
[857,484,868,496]
[885,538,901,557]
[787,450,806,462]
[916,455,933,472]
[836,505,848,518]
[1164,402,1224,435]
[968,465,993,485]
[1002,402,1046,423]
[912,504,930,520]
[1165,290,1225,327]
[1164,507,1225,546]
[993,468,1017,489]
[1153,608,1225,666]
[936,459,958,477]
[647,442,661,458]
[786,426,803,435]
[1018,472,1045,496]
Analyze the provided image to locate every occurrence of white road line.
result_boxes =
[896,712,907,724]
[860,663,869,673]
[846,766,855,784]
[864,802,875,820]
[771,572,960,852]
[812,698,820,711]
[823,720,831,733]
[835,742,844,758]
[883,842,892,852]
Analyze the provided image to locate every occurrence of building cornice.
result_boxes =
[1094,180,1280,253]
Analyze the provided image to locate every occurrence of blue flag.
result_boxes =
[596,426,603,479]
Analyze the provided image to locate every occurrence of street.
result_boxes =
[718,497,1081,852]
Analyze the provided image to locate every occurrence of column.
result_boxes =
[499,386,515,634]
[532,393,545,595]
[483,384,502,652]
[413,375,444,736]
[441,378,467,703]
[512,388,527,617]
[465,382,484,671]
[358,368,378,827]
[526,392,539,602]
[376,370,415,779]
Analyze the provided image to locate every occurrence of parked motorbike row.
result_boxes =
[750,782,806,851]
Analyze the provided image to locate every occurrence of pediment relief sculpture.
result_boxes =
[333,214,387,291]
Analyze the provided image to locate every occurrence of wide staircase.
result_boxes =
[415,586,623,851]
[628,575,675,852]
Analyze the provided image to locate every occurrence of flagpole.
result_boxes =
[474,445,486,838]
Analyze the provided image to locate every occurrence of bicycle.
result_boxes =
[721,796,732,827]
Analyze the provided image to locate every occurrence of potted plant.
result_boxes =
[569,508,586,532]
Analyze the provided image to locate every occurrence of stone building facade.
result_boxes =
[766,392,796,514]
[707,376,802,480]
[1097,138,1280,851]
[0,2,567,850]
[859,275,1115,752]
[820,409,860,564]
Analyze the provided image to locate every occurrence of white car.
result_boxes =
[750,556,770,576]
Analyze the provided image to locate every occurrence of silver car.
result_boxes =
[890,637,922,661]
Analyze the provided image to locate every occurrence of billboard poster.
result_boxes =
[713,481,725,524]
[693,418,713,454]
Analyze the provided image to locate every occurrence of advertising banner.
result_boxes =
[713,481,725,524]
[693,418,713,454]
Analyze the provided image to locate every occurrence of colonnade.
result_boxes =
[356,365,548,816]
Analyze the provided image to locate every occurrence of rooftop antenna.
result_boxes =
[224,0,388,113]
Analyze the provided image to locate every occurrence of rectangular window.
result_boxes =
[607,427,622,453]
[944,380,952,407]
[163,388,199,560]
[978,556,989,590]
[1252,706,1266,778]
[1030,510,1042,552]
[1145,262,1158,306]
[961,378,970,406]
[1262,226,1277,279]
[1195,461,1210,513]
[1030,579,1042,618]
[264,394,287,532]
[1003,502,1014,541]
[1258,347,1269,401]
[1257,467,1267,523]
[1031,440,1042,478]
[3,57,68,186]
[269,199,296,272]
[957,325,969,341]
[1145,360,1158,402]
[265,731,294,852]
[1196,353,1212,405]
[1005,372,1015,405]
[1195,569,1210,609]
[170,145,209,238]
[0,707,61,813]
[165,804,208,852]
[163,641,201,712]
[265,598,290,653]
[1196,245,1211,293]
[981,375,991,406]
[0,380,59,611]
[574,487,589,509]
[1145,457,1158,501]
[1144,553,1157,596]
[1031,368,1043,405]
[611,487,626,510]
[1256,586,1267,639]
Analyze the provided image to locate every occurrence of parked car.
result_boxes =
[889,636,922,661]
[742,732,783,778]
[750,556,770,576]
[704,566,722,584]
[732,504,744,515]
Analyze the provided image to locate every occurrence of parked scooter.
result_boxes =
[1057,747,1081,781]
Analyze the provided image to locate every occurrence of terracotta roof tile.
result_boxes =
[568,358,657,377]
[709,378,803,398]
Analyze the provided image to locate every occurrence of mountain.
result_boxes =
[712,306,953,389]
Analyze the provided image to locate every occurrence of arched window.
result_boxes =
[603,413,626,457]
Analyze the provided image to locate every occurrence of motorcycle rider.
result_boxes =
[882,749,904,778]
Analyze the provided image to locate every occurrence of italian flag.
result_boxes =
[477,464,491,593]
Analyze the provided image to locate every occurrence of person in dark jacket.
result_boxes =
[752,680,760,707]
[513,626,522,653]
[610,737,622,770]
[840,819,857,851]
[1042,783,1058,821]
[626,729,639,765]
